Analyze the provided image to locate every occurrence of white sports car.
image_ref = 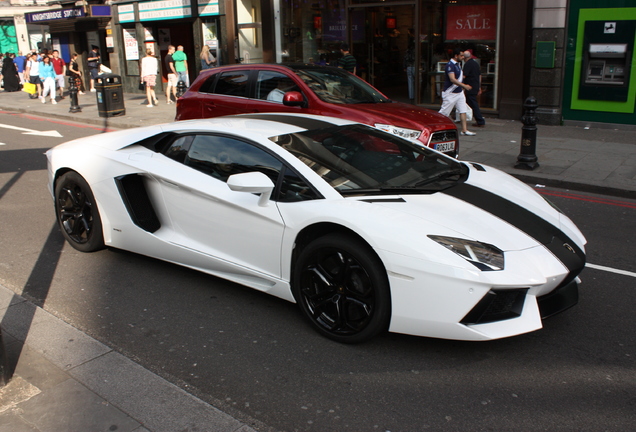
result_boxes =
[46,114,586,343]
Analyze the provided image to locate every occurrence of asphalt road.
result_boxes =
[0,112,634,431]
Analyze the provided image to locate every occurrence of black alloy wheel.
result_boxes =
[293,234,391,343]
[54,171,105,252]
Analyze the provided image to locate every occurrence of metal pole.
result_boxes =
[515,96,540,170]
[68,76,82,113]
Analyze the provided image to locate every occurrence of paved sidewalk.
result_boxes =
[0,88,635,431]
[0,284,259,432]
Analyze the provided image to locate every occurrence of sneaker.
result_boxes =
[460,131,476,136]
[40,96,45,104]
[90,88,96,92]
[146,104,154,108]
[51,100,57,105]
[79,91,85,95]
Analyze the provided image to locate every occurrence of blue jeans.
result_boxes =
[177,71,189,87]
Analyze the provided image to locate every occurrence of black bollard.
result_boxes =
[515,96,540,170]
[176,80,187,98]
[68,76,82,113]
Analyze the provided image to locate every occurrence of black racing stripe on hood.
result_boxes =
[443,183,586,278]
[237,114,337,131]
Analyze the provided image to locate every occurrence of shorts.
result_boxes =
[29,76,42,85]
[143,75,157,87]
[438,88,469,118]
[89,68,99,79]
[55,74,65,88]
[167,73,178,87]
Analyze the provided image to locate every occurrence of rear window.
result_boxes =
[201,70,250,97]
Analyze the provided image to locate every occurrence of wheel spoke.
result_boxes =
[57,182,93,244]
[300,248,376,336]
[302,266,337,303]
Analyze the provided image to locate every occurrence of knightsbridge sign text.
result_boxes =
[26,8,85,23]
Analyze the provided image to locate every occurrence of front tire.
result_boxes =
[54,171,104,252]
[293,234,391,343]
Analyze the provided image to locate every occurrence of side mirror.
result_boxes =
[283,91,305,107]
[227,172,275,207]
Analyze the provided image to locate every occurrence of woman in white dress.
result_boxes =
[140,49,159,107]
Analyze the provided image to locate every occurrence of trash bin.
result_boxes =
[95,74,125,117]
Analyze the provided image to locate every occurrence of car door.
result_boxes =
[200,70,251,118]
[155,133,286,279]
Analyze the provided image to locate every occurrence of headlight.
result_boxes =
[428,235,504,271]
[374,124,421,141]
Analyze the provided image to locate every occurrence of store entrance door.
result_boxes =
[349,4,416,102]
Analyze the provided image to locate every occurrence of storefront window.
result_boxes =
[279,0,346,65]
[277,0,498,109]
[237,0,263,63]
[421,1,498,109]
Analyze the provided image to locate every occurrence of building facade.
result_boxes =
[8,0,636,126]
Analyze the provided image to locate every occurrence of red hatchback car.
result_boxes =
[176,64,459,157]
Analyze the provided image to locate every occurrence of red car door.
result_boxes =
[200,69,251,118]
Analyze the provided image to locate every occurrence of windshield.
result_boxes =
[270,125,468,195]
[294,68,391,105]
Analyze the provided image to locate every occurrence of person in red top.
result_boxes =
[51,50,66,100]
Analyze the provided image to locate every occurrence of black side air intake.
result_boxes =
[115,174,161,233]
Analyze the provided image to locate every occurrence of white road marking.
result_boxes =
[586,263,636,278]
[0,122,62,137]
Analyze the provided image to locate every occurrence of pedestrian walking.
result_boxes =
[51,50,66,100]
[172,45,189,87]
[25,53,42,99]
[338,44,356,75]
[200,45,216,71]
[1,53,21,92]
[438,48,475,136]
[14,51,27,84]
[39,55,57,104]
[462,50,485,128]
[67,53,85,95]
[164,45,177,104]
[140,49,159,108]
[87,46,100,92]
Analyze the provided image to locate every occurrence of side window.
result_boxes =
[256,71,298,102]
[213,71,250,97]
[185,135,283,184]
[198,74,217,93]
[164,135,196,163]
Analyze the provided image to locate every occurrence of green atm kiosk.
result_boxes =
[579,20,634,102]
[564,4,636,125]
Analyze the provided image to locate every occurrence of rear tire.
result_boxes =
[293,234,391,343]
[54,171,105,252]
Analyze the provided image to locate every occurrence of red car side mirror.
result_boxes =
[283,91,305,107]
